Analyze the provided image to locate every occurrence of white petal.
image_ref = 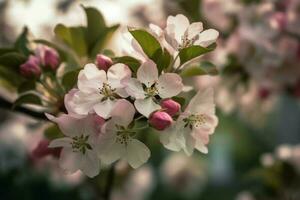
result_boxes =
[59,147,81,174]
[64,89,85,118]
[110,99,135,127]
[125,78,145,99]
[71,90,102,115]
[195,29,219,47]
[166,14,190,47]
[186,22,203,40]
[157,73,183,98]
[80,150,100,178]
[125,139,150,169]
[78,64,106,93]
[160,125,181,151]
[93,99,116,119]
[134,98,161,118]
[49,137,72,148]
[195,140,208,154]
[185,87,215,114]
[137,60,158,87]
[107,63,131,89]
[182,131,195,156]
[46,113,82,137]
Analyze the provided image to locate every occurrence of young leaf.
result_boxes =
[179,43,216,65]
[152,48,172,72]
[44,124,64,140]
[0,52,27,69]
[112,56,141,73]
[180,61,218,77]
[0,65,24,88]
[128,28,162,59]
[62,69,80,91]
[17,80,36,94]
[13,93,42,109]
[14,27,31,56]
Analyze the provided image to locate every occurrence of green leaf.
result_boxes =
[128,28,162,59]
[172,96,186,107]
[0,48,16,56]
[17,80,36,94]
[179,43,216,65]
[62,69,80,91]
[44,124,64,140]
[13,93,42,108]
[82,6,106,48]
[112,56,141,73]
[54,24,87,57]
[0,65,24,88]
[180,61,218,77]
[14,27,31,56]
[0,52,27,69]
[152,48,172,72]
[89,24,119,59]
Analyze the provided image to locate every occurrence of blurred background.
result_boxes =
[0,0,300,199]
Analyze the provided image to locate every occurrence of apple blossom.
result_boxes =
[67,63,131,119]
[96,54,113,71]
[164,14,219,51]
[20,55,41,78]
[97,99,150,169]
[125,59,183,117]
[160,88,218,155]
[149,111,173,131]
[46,113,101,177]
[160,99,181,117]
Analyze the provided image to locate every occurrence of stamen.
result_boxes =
[183,114,206,129]
[99,83,116,99]
[71,135,92,154]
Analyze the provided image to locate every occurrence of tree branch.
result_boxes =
[0,96,47,120]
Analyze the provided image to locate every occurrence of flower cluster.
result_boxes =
[44,14,219,177]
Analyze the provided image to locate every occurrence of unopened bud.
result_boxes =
[36,46,60,70]
[96,54,113,71]
[149,111,173,131]
[20,55,41,78]
[161,99,181,116]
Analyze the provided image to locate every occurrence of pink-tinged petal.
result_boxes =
[116,88,129,98]
[46,113,82,137]
[195,29,219,47]
[64,89,86,118]
[71,90,102,115]
[125,139,150,169]
[93,99,116,119]
[78,63,106,93]
[160,125,182,151]
[186,22,203,40]
[134,98,161,118]
[166,14,190,45]
[110,99,135,127]
[59,147,81,174]
[191,127,210,145]
[107,63,131,89]
[137,60,158,87]
[157,73,183,98]
[80,150,100,178]
[49,137,72,148]
[185,88,215,115]
[125,78,145,99]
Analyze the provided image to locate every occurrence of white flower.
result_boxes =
[164,14,219,51]
[46,113,101,178]
[97,99,150,168]
[125,59,183,117]
[160,88,218,155]
[68,63,131,119]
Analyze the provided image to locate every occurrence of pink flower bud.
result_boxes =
[269,12,287,31]
[31,139,61,160]
[96,54,113,71]
[20,55,41,78]
[149,111,173,131]
[43,47,59,70]
[160,99,181,116]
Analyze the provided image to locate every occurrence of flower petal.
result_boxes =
[160,125,181,151]
[137,60,158,87]
[64,89,85,118]
[157,73,183,98]
[71,90,102,115]
[125,139,150,169]
[125,78,145,99]
[134,98,161,118]
[195,140,208,154]
[110,99,135,127]
[80,150,100,178]
[185,87,215,114]
[187,22,203,40]
[195,29,219,47]
[78,63,106,93]
[182,131,195,156]
[49,137,72,148]
[59,147,81,174]
[107,63,131,89]
[93,99,116,119]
